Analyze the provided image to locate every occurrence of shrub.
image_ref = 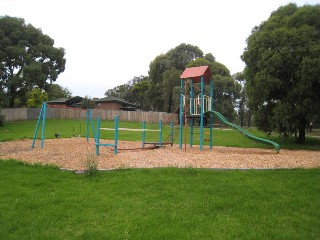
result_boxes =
[85,153,99,177]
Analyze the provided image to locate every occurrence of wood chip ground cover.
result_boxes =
[1,138,320,170]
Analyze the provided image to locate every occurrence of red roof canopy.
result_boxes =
[180,66,212,83]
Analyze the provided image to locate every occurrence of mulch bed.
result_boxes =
[1,138,320,170]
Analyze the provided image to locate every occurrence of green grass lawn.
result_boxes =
[1,119,319,150]
[0,160,319,240]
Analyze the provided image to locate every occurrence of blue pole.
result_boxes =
[90,110,95,141]
[95,117,100,155]
[114,115,119,154]
[40,102,47,148]
[210,78,214,150]
[200,76,204,151]
[142,121,146,148]
[179,78,184,149]
[86,109,89,142]
[159,120,163,148]
[190,80,194,147]
[31,102,45,148]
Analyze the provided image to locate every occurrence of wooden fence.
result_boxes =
[0,108,178,124]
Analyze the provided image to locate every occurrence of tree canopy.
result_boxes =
[0,16,66,107]
[242,3,320,143]
[105,43,240,117]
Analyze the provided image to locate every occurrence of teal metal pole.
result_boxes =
[142,121,146,148]
[159,120,163,148]
[86,109,89,142]
[31,102,45,148]
[190,79,194,147]
[90,110,95,141]
[40,102,47,148]
[114,115,119,154]
[179,78,184,149]
[95,117,100,155]
[200,76,204,151]
[210,78,214,150]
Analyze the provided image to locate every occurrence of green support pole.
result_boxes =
[114,115,119,154]
[31,102,46,148]
[200,76,204,151]
[179,78,184,149]
[90,110,96,141]
[190,79,194,147]
[170,120,173,146]
[210,78,214,150]
[159,120,163,148]
[142,121,146,148]
[41,102,47,148]
[95,117,100,155]
[86,109,89,142]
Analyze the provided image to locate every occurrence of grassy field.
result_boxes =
[1,119,319,150]
[1,120,319,239]
[0,160,319,240]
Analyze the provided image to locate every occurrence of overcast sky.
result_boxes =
[1,0,319,98]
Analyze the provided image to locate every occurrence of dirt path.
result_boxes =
[1,138,320,170]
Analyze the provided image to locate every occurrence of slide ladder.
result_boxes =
[205,111,280,152]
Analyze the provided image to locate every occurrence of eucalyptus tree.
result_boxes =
[148,43,203,112]
[0,16,66,107]
[242,3,320,143]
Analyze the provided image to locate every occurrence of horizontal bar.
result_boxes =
[96,143,116,147]
[100,127,160,132]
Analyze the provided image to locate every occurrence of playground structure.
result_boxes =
[32,65,280,154]
[31,102,94,149]
[95,116,174,155]
[178,66,280,152]
[32,102,173,154]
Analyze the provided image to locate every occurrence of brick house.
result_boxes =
[47,96,138,111]
[93,96,138,111]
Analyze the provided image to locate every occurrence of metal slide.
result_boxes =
[205,111,280,152]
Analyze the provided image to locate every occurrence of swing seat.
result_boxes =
[143,142,162,148]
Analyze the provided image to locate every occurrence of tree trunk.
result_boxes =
[247,110,252,127]
[9,95,15,108]
[296,119,306,144]
[167,93,173,113]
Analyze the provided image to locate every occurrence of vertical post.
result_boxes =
[142,121,146,148]
[170,120,173,146]
[200,76,204,151]
[114,115,119,154]
[184,81,187,152]
[31,102,46,148]
[210,78,214,150]
[179,78,184,149]
[190,79,194,147]
[95,117,100,155]
[90,110,95,141]
[40,102,47,148]
[86,109,89,142]
[159,120,163,148]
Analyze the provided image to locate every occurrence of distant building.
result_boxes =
[47,98,69,106]
[93,96,138,111]
[47,96,138,111]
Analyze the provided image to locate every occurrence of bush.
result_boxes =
[85,153,99,177]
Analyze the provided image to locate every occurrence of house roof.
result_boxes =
[180,66,212,83]
[93,96,138,107]
[47,96,138,108]
[47,98,69,103]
